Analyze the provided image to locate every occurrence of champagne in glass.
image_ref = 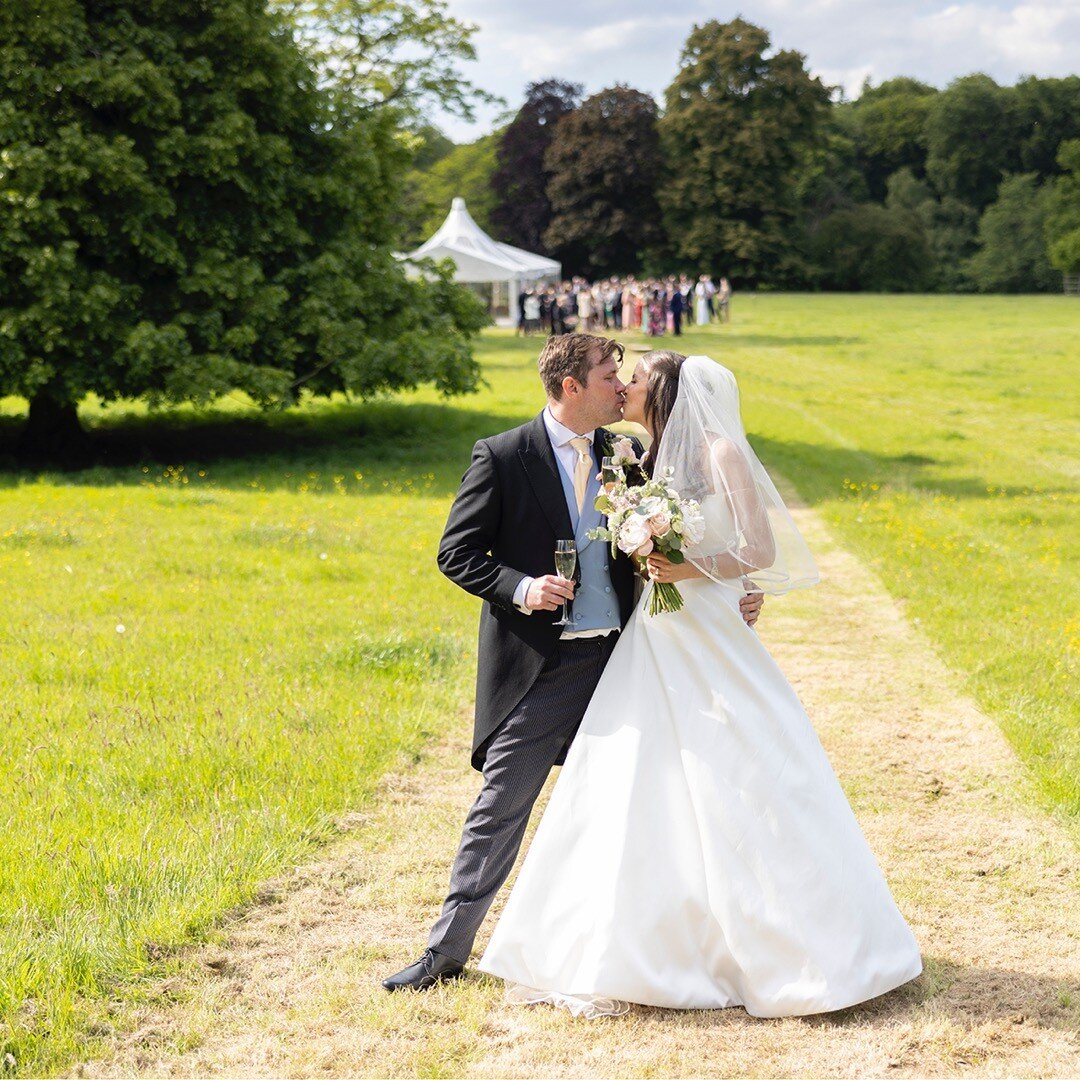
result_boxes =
[601,455,621,493]
[553,540,577,626]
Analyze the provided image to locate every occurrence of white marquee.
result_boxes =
[404,198,561,324]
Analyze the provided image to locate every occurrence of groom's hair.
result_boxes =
[538,334,624,400]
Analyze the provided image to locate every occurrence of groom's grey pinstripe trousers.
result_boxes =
[427,633,619,964]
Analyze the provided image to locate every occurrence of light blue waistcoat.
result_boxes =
[554,450,619,631]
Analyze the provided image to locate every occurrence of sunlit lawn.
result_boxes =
[0,292,1076,1074]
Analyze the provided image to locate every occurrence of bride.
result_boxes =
[477,351,922,1018]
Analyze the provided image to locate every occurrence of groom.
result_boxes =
[383,334,764,991]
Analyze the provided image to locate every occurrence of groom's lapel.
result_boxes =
[519,412,574,539]
[593,428,610,474]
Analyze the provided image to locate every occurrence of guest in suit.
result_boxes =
[670,283,684,336]
[679,275,694,326]
[516,287,529,336]
[539,288,553,335]
[611,279,624,330]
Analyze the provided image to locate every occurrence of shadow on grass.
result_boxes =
[472,330,866,371]
[0,398,535,497]
[749,434,1067,502]
[796,954,1078,1035]
[613,955,1077,1035]
[0,400,1057,504]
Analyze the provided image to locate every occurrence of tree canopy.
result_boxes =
[277,0,498,122]
[1045,140,1080,274]
[395,127,500,250]
[543,86,666,277]
[964,174,1058,292]
[808,203,932,292]
[489,78,582,255]
[658,18,831,286]
[841,78,937,200]
[924,75,1015,212]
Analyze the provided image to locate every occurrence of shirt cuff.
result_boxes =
[513,575,534,613]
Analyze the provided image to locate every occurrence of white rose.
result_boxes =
[617,515,652,554]
[680,501,707,545]
[610,436,638,465]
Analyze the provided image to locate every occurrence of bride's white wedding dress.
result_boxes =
[478,493,922,1018]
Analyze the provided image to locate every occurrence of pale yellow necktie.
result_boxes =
[569,436,592,513]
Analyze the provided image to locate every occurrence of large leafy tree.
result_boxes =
[924,74,1016,212]
[965,174,1058,292]
[1011,76,1080,179]
[1045,139,1080,274]
[658,18,831,286]
[543,86,666,277]
[490,78,581,254]
[0,0,486,459]
[842,77,938,200]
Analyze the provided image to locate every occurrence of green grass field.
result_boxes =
[0,294,1076,1075]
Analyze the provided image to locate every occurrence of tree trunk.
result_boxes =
[18,386,93,465]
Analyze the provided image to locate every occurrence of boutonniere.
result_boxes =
[600,431,646,490]
[601,431,640,468]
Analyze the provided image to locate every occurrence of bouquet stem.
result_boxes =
[648,581,684,616]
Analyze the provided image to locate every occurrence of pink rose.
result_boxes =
[636,538,654,557]
[648,512,671,537]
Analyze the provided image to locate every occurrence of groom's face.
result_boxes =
[579,348,626,427]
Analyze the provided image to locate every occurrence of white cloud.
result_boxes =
[920,1,1080,72]
[434,0,1080,139]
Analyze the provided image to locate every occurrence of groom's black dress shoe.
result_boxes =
[382,949,465,992]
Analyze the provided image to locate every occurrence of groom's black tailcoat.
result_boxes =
[438,412,641,771]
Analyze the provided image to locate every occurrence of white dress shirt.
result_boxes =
[513,408,616,638]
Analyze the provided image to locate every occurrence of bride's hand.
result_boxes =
[646,553,703,584]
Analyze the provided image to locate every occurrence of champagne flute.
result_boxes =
[553,540,577,626]
[601,455,621,493]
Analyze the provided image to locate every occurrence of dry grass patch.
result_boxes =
[70,497,1078,1079]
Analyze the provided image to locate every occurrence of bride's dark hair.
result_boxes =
[641,349,687,477]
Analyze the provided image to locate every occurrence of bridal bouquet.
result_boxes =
[588,447,707,616]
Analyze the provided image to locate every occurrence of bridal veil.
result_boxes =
[653,355,819,595]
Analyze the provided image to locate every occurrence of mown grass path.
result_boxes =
[71,493,1078,1079]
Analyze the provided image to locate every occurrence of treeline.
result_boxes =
[403,18,1080,293]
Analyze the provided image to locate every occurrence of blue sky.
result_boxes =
[432,0,1080,141]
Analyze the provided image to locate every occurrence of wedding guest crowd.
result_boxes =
[516,274,732,337]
